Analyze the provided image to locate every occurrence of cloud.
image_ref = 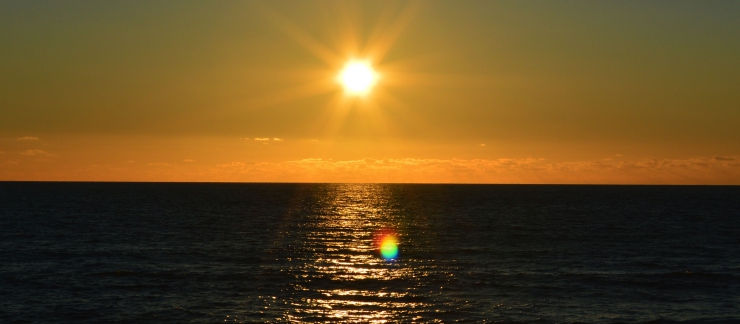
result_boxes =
[16,136,39,141]
[714,156,735,161]
[209,155,740,184]
[5,152,738,184]
[183,159,195,162]
[20,149,49,156]
[480,144,486,147]
[252,137,283,141]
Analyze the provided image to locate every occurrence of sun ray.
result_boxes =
[369,86,427,137]
[256,3,341,67]
[310,91,355,139]
[333,1,362,58]
[364,1,423,62]
[359,101,395,139]
[244,78,336,110]
[245,1,457,145]
[383,71,506,89]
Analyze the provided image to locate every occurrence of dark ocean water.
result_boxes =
[1,183,739,323]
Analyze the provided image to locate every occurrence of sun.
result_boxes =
[338,61,378,95]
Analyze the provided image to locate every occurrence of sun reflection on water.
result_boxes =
[260,184,440,323]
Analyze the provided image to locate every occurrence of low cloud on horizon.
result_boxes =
[2,154,739,184]
[20,149,50,156]
[209,155,740,184]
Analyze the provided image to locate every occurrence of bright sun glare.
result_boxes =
[339,61,377,95]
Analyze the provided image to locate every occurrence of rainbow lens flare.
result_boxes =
[380,236,399,259]
[376,230,399,260]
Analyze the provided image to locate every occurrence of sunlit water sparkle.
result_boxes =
[1,183,739,323]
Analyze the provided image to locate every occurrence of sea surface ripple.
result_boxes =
[1,183,739,323]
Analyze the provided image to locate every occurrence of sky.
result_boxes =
[1,0,739,184]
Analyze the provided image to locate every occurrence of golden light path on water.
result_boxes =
[259,184,448,323]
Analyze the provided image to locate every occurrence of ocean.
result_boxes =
[1,183,739,323]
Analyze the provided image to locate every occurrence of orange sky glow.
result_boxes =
[1,1,739,184]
